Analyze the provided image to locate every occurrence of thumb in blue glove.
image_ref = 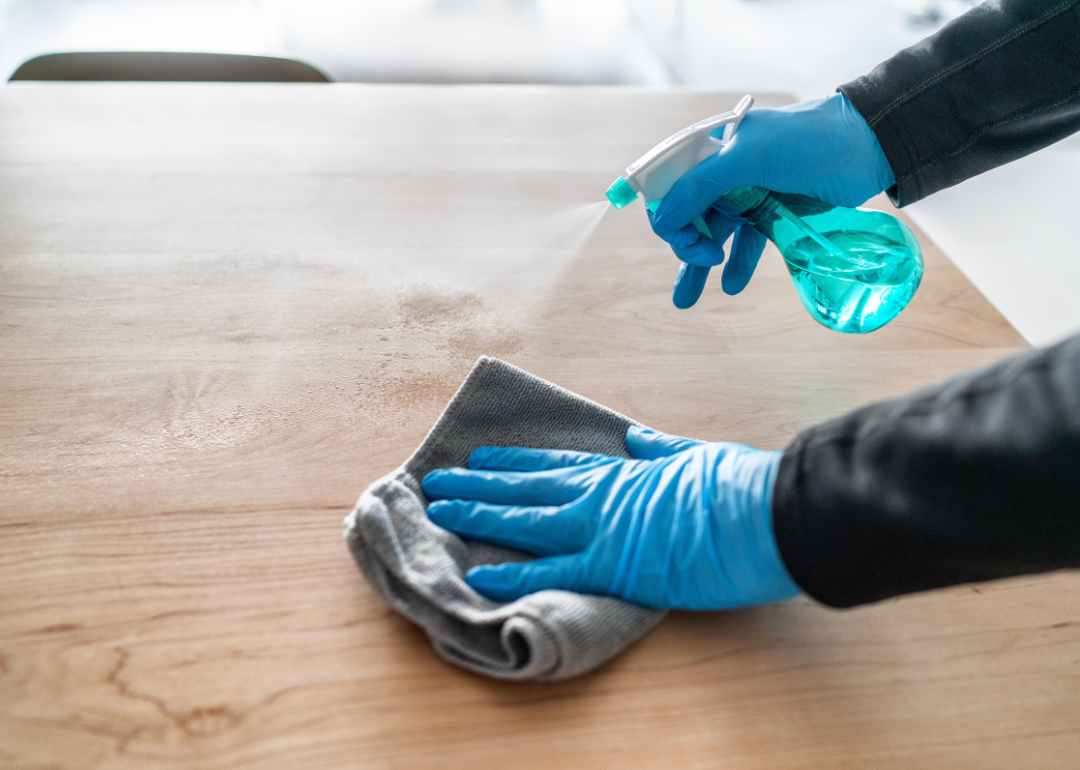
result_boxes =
[649,93,896,308]
[421,425,802,611]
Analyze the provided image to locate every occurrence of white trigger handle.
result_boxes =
[712,94,754,146]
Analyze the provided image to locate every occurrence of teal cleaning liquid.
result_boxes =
[782,230,920,334]
[720,186,923,334]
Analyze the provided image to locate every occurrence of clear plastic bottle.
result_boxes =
[720,186,924,335]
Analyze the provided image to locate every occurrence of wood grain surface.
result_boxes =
[1,84,1076,770]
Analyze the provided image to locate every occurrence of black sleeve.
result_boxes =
[838,0,1080,207]
[772,334,1080,608]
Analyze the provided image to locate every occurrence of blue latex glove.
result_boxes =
[421,425,802,610]
[650,93,896,308]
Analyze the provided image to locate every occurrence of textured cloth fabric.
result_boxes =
[344,357,665,681]
[774,332,1080,609]
[839,0,1080,207]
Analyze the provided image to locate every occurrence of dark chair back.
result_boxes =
[10,52,330,82]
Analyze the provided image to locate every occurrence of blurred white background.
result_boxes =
[0,0,976,93]
[3,0,1076,346]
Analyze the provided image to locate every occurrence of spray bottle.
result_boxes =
[605,95,923,334]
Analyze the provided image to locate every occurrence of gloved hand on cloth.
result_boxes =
[422,425,802,610]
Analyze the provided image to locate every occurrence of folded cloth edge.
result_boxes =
[404,356,643,475]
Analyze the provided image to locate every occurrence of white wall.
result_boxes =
[906,133,1080,348]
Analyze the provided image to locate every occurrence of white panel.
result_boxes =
[906,134,1080,347]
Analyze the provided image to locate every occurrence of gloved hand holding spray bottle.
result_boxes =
[423,95,924,611]
[605,95,923,334]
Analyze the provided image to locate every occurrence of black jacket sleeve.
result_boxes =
[838,0,1080,207]
[772,335,1080,608]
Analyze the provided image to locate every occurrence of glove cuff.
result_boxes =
[838,92,896,194]
[732,449,804,604]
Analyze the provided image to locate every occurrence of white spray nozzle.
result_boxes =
[606,94,753,209]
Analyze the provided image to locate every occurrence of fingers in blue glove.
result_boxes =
[720,223,768,296]
[672,263,710,310]
[467,445,607,472]
[663,204,746,308]
[422,465,588,507]
[427,499,591,557]
[625,425,704,459]
[466,556,582,602]
[656,221,706,250]
[646,210,726,268]
[703,203,743,242]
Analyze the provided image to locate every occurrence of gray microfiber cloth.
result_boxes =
[343,356,666,681]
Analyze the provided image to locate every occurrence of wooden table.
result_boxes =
[2,84,1076,770]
